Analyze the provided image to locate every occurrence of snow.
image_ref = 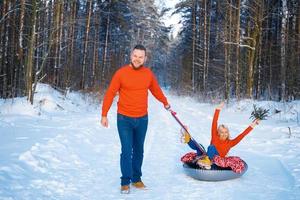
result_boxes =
[0,83,300,200]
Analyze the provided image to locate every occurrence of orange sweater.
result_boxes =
[102,65,169,117]
[211,109,253,157]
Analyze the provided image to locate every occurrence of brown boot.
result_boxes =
[120,185,130,194]
[132,181,146,189]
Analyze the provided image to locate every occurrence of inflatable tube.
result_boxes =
[183,161,248,181]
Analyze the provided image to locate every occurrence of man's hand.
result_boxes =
[101,116,109,127]
[165,104,171,111]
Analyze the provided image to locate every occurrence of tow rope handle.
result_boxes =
[169,110,189,133]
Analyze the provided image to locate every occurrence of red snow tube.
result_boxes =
[181,152,248,181]
[182,161,248,181]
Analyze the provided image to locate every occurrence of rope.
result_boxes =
[169,109,207,155]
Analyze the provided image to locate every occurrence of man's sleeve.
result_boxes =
[101,71,121,117]
[149,71,169,106]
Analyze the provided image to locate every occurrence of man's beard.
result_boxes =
[130,62,143,70]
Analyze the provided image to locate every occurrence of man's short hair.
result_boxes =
[133,44,146,53]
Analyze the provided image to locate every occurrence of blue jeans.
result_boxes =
[117,113,148,186]
[206,145,219,160]
[187,139,219,159]
[187,139,205,156]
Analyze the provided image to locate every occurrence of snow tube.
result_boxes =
[183,161,248,181]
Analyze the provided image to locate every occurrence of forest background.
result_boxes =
[0,0,299,103]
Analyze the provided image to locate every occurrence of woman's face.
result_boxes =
[218,127,229,141]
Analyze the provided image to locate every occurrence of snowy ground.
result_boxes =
[0,84,300,200]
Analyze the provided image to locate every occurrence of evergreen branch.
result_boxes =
[250,104,269,120]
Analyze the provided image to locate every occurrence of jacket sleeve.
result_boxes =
[149,71,169,106]
[101,71,121,117]
[211,109,220,142]
[229,126,253,147]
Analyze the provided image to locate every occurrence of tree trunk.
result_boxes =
[65,1,77,90]
[0,0,8,98]
[25,0,37,104]
[18,0,25,61]
[16,0,26,97]
[256,2,264,99]
[101,6,111,87]
[10,0,17,98]
[224,0,232,101]
[92,7,101,88]
[267,5,273,100]
[247,48,255,99]
[191,0,196,93]
[297,1,300,97]
[53,0,63,87]
[235,0,241,100]
[280,0,288,102]
[205,0,211,94]
[81,0,92,90]
[246,18,258,99]
[57,0,64,88]
[203,0,208,92]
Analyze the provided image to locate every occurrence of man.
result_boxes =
[101,44,170,194]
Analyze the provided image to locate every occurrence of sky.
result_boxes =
[0,83,299,199]
[156,0,182,38]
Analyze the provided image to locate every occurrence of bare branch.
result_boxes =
[224,42,255,50]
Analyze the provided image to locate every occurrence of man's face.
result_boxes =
[130,49,147,69]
